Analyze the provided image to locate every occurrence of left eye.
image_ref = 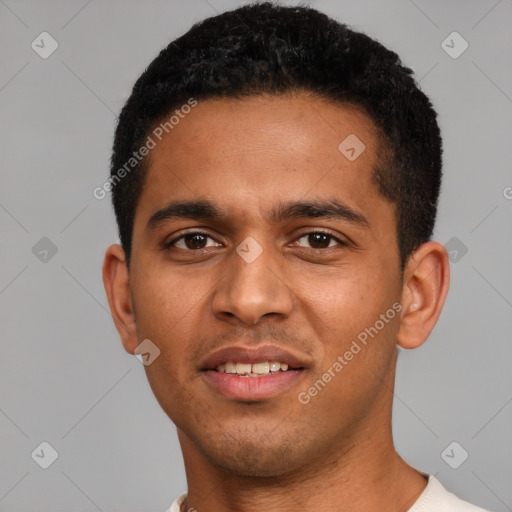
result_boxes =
[295,232,344,249]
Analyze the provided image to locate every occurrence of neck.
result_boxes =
[179,438,426,512]
[178,415,427,511]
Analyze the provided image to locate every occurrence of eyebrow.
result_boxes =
[146,198,370,232]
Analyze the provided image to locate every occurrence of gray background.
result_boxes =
[1,0,511,511]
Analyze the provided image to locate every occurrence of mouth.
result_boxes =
[200,345,309,401]
[213,361,298,376]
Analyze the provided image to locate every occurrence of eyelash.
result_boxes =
[165,230,347,252]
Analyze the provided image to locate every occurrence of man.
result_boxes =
[102,3,492,511]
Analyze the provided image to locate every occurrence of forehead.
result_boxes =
[133,94,393,236]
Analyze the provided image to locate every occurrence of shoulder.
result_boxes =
[166,492,187,512]
[408,475,493,512]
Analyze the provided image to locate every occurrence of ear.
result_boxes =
[396,241,450,349]
[102,244,139,354]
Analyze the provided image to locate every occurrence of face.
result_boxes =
[124,95,405,476]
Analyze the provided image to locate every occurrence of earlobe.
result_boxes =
[102,244,139,354]
[396,241,450,350]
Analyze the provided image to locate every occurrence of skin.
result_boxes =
[103,94,450,512]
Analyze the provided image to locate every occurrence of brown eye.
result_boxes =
[183,234,208,249]
[167,232,221,250]
[307,233,331,248]
[295,232,343,250]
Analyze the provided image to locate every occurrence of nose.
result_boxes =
[211,241,294,326]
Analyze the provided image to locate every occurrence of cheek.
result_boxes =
[130,265,206,340]
[295,289,399,427]
[292,265,399,369]
[293,266,378,335]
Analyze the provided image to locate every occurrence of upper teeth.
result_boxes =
[216,361,289,374]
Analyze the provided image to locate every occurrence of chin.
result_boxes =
[175,400,330,478]
[195,427,313,478]
[208,442,302,477]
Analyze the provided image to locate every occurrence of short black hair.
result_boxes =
[110,1,442,269]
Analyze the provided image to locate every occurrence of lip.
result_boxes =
[203,368,305,401]
[200,344,311,401]
[200,344,310,371]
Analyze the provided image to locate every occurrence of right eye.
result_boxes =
[166,231,223,251]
